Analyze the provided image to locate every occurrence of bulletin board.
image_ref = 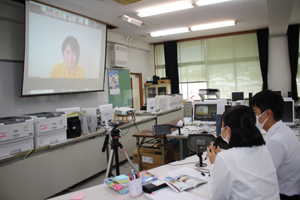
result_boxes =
[107,68,132,108]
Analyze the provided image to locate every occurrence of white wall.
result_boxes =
[0,1,154,117]
[268,35,291,97]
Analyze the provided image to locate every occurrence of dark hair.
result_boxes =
[249,90,284,120]
[61,36,80,64]
[222,105,265,148]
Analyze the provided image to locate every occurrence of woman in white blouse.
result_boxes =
[207,105,280,200]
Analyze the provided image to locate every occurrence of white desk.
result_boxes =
[48,155,211,200]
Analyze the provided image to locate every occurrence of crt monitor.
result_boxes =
[193,100,226,124]
[282,98,294,125]
[232,92,244,101]
[193,103,217,124]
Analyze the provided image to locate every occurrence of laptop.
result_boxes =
[152,124,172,136]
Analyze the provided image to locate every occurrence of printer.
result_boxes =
[0,116,34,158]
[24,112,67,148]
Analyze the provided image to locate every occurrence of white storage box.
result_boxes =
[147,98,156,112]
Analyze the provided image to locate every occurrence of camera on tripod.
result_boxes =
[102,125,138,178]
[111,127,121,139]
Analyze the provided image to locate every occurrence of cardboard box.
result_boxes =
[155,142,180,161]
[133,147,172,170]
[158,79,170,84]
[144,82,153,86]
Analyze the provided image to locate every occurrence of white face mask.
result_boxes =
[221,127,229,144]
[255,111,268,130]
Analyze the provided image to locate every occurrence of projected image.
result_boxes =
[23,1,107,95]
[196,106,208,115]
[50,36,84,78]
[26,13,102,79]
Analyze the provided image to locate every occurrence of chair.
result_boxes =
[187,134,216,167]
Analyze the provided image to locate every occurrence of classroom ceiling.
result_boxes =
[38,0,300,44]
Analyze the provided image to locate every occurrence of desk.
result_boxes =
[48,154,211,200]
[132,117,183,170]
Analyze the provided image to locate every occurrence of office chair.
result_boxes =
[187,134,215,167]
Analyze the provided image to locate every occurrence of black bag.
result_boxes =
[67,116,81,138]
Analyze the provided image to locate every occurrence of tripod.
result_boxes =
[102,127,138,179]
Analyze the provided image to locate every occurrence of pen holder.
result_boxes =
[128,178,143,197]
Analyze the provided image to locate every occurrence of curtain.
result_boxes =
[287,25,299,101]
[164,41,179,94]
[256,29,269,90]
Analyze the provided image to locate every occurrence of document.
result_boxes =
[159,174,206,193]
[144,187,206,200]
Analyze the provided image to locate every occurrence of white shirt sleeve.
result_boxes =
[207,155,233,200]
[266,139,285,170]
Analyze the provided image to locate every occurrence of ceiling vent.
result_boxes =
[113,0,144,5]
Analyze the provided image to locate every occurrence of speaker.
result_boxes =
[288,91,292,97]
[249,93,253,101]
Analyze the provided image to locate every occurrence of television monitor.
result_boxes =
[22,1,107,96]
[282,98,294,126]
[232,92,244,101]
[193,100,226,124]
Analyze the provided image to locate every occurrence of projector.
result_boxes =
[113,107,135,116]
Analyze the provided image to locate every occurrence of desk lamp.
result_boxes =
[187,134,215,167]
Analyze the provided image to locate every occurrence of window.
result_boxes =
[205,34,262,99]
[155,44,166,78]
[155,33,262,99]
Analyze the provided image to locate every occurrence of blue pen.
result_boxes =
[131,169,134,179]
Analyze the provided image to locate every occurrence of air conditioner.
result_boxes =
[110,44,128,67]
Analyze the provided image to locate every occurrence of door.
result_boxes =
[130,73,143,111]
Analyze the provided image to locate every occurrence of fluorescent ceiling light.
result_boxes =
[190,20,236,31]
[137,1,194,18]
[120,15,144,27]
[195,0,231,7]
[150,27,190,37]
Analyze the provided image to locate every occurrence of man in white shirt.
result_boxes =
[250,90,300,199]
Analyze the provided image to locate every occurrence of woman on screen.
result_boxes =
[50,36,84,78]
[207,105,280,200]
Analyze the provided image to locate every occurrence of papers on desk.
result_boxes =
[159,175,207,193]
[171,125,216,135]
[144,167,208,199]
[167,167,210,182]
[144,187,206,200]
